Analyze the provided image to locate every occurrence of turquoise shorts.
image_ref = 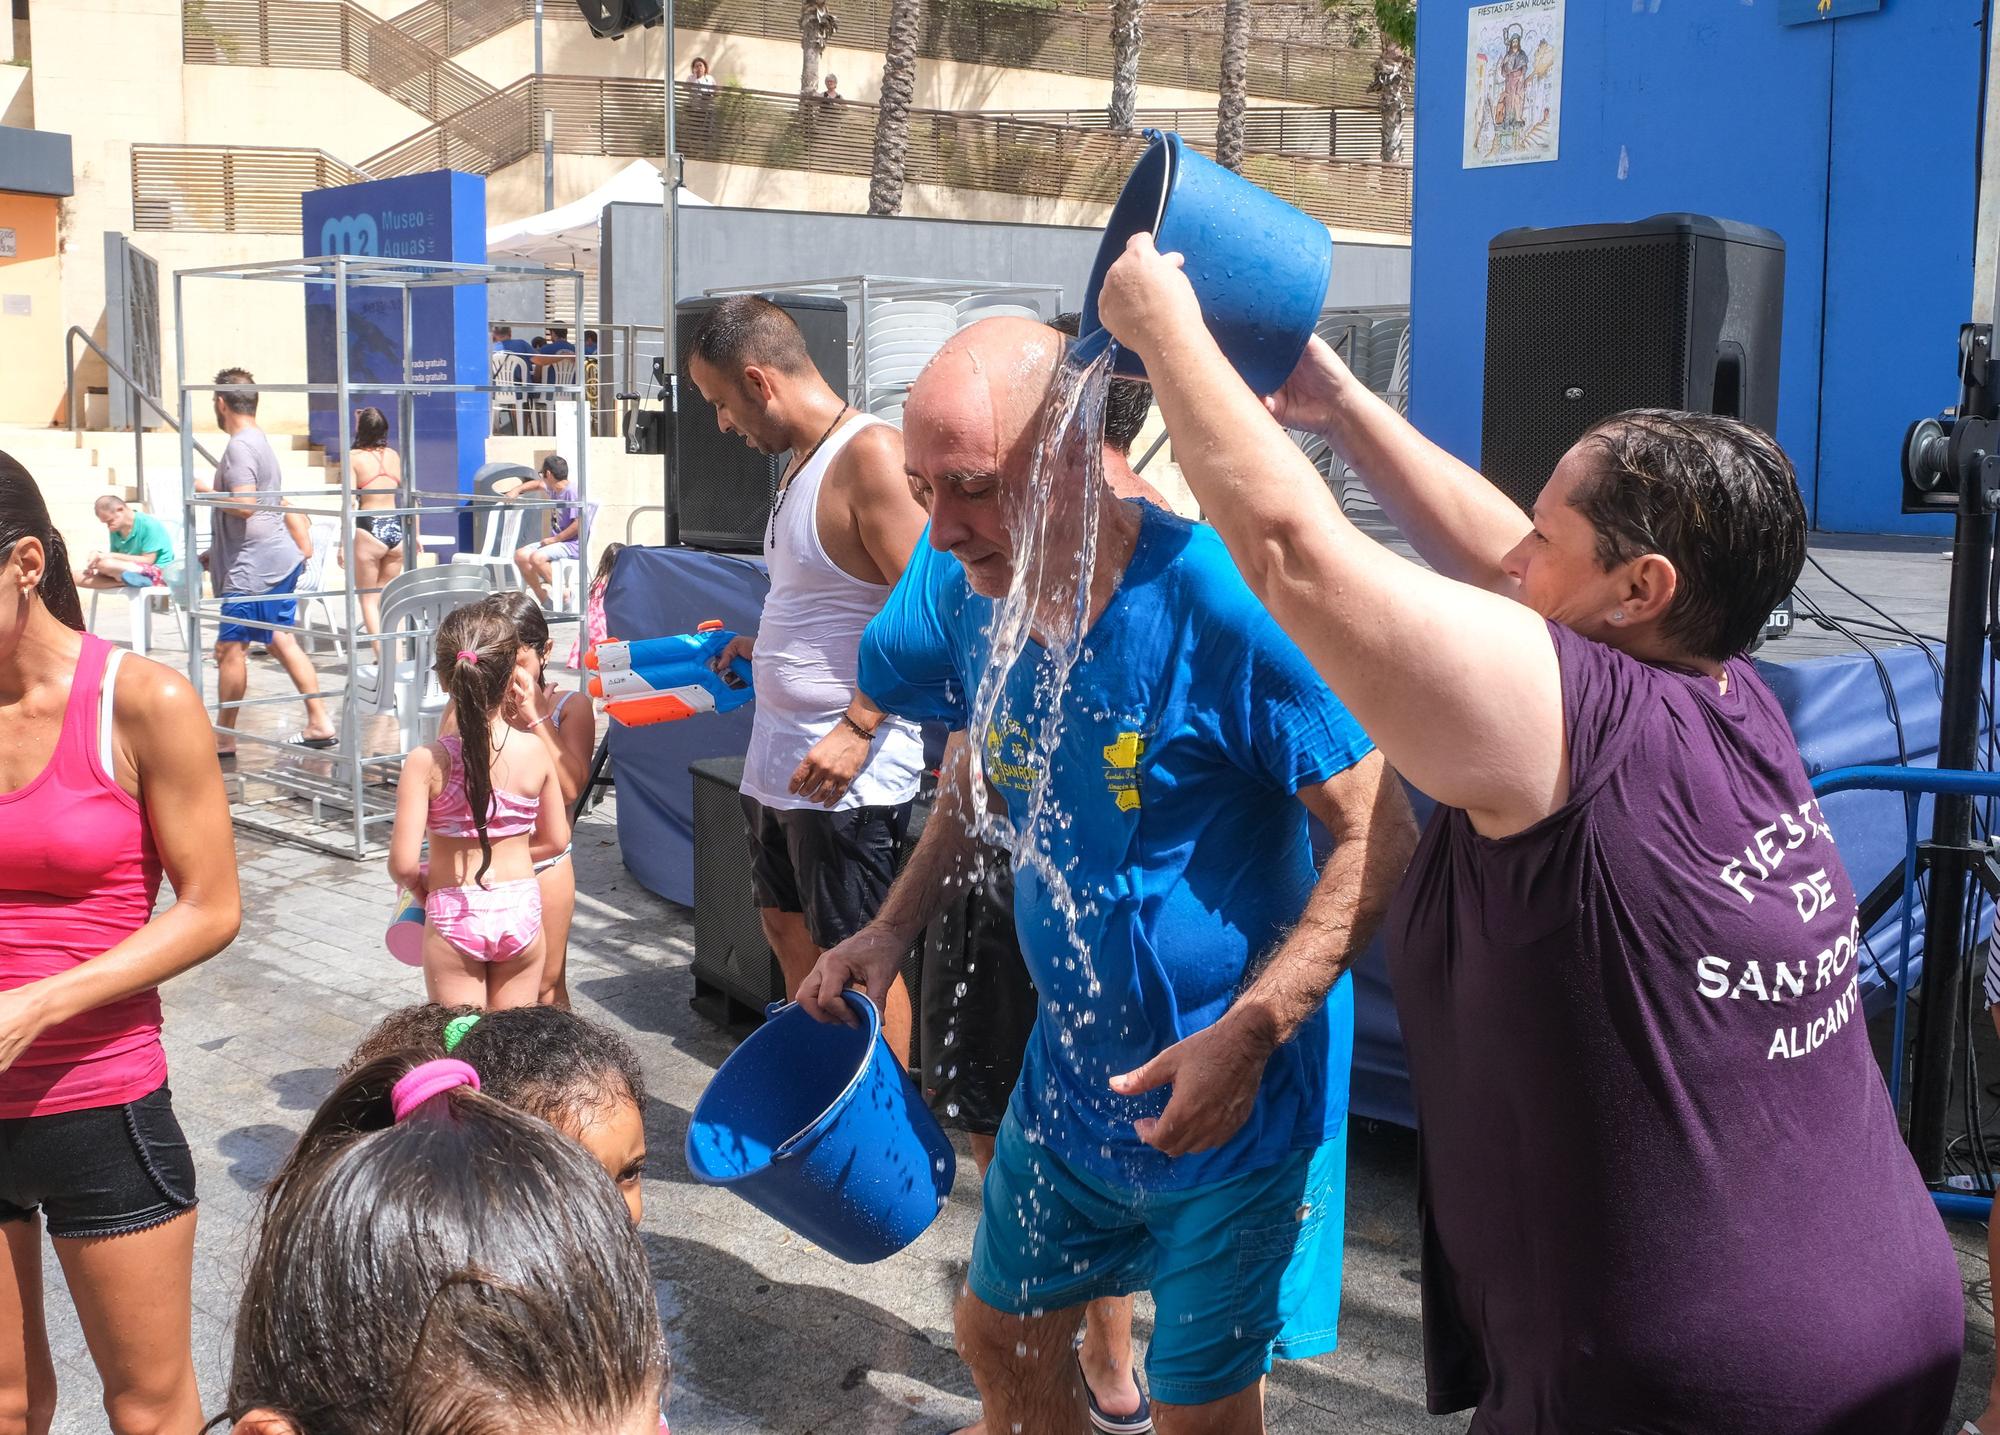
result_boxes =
[966,1112,1346,1408]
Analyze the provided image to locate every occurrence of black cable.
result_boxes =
[1791,587,1912,767]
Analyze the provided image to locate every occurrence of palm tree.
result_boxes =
[800,0,838,98]
[1215,0,1248,171]
[868,0,922,213]
[1108,0,1146,132]
[1366,0,1413,161]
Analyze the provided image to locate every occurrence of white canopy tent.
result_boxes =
[484,161,710,270]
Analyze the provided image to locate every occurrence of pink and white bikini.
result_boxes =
[425,733,544,964]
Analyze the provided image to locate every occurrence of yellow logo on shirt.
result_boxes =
[1102,730,1144,812]
[984,717,1039,793]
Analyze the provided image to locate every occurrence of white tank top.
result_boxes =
[740,412,925,811]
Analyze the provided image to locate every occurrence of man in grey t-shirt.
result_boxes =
[197,367,335,754]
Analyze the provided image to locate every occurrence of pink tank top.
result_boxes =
[0,633,166,1118]
[428,732,540,840]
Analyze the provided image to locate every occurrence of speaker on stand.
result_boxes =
[669,293,851,553]
[1479,213,1789,641]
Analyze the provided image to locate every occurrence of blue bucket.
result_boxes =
[684,993,957,1264]
[1079,130,1333,396]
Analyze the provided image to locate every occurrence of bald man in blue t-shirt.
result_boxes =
[797,318,1415,1435]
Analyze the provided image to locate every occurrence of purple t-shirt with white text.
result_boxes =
[1386,621,1962,1434]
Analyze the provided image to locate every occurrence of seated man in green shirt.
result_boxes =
[77,494,177,590]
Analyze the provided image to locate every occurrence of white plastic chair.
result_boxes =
[491,351,528,435]
[352,565,494,753]
[451,503,527,591]
[294,517,344,653]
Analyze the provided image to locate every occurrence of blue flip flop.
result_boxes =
[1077,1352,1153,1435]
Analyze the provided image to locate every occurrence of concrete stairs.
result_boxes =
[0,424,335,560]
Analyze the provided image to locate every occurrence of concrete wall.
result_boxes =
[181,59,431,161]
[0,190,63,424]
[1410,0,1982,535]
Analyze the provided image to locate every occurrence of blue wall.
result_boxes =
[301,170,490,535]
[1411,1,1983,534]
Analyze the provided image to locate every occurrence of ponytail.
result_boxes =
[0,451,86,631]
[432,602,521,887]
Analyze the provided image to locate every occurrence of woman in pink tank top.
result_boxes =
[0,455,241,1434]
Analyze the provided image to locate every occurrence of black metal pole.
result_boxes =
[1909,328,1998,1178]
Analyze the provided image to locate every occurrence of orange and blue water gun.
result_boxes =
[585,619,754,727]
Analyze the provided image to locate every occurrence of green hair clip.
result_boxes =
[442,1013,482,1054]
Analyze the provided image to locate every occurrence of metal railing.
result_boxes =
[980,103,1403,163]
[678,0,1379,106]
[131,144,369,233]
[386,0,532,56]
[184,0,1378,108]
[366,79,1414,231]
[182,0,495,122]
[63,327,223,539]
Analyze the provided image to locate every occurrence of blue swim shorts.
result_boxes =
[966,1112,1346,1408]
[216,563,303,646]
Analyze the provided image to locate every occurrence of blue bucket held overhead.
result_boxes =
[685,992,957,1264]
[1080,129,1333,396]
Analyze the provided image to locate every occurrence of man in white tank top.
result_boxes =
[686,297,930,1064]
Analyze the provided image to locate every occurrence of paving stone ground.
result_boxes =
[27,539,1997,1432]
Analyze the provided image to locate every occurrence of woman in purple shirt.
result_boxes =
[1096,237,1963,1431]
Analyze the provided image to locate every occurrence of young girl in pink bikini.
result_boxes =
[389,603,569,1009]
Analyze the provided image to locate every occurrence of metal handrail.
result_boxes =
[64,327,223,521]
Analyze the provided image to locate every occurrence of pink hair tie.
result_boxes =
[390,1058,481,1122]
[456,648,480,664]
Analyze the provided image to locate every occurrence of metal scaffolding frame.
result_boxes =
[174,254,591,859]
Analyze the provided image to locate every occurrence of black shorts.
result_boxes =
[741,794,910,949]
[0,1085,198,1239]
[919,845,1038,1135]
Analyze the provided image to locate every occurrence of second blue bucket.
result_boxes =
[684,992,956,1264]
[1080,129,1333,396]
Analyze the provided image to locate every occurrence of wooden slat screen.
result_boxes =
[131,143,369,233]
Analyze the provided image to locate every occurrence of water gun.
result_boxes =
[586,620,755,727]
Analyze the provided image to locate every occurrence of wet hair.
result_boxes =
[352,406,390,450]
[452,1007,647,1136]
[1572,409,1807,662]
[215,366,259,416]
[540,454,570,484]
[221,1057,663,1435]
[688,295,816,378]
[484,589,552,658]
[1051,311,1152,453]
[0,453,85,631]
[591,541,626,588]
[339,1003,481,1077]
[432,601,523,886]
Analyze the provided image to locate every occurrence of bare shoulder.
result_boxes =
[836,421,908,486]
[112,651,209,733]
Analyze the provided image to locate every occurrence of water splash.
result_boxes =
[960,342,1114,999]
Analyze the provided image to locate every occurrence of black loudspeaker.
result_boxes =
[672,294,850,552]
[688,753,926,1064]
[1480,213,1785,511]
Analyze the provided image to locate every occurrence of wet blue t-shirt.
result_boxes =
[861,505,1374,1190]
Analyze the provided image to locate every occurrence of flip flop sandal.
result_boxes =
[1077,1352,1153,1435]
[286,731,338,750]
